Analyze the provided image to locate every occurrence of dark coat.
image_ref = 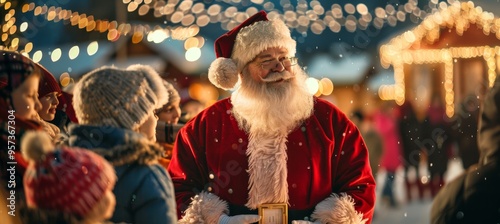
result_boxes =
[431,78,500,224]
[68,124,178,224]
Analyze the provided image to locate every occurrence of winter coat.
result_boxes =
[168,97,376,223]
[0,99,42,186]
[430,77,500,224]
[398,102,432,168]
[68,124,177,224]
[373,109,402,172]
[452,94,481,169]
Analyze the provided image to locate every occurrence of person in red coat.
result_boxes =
[168,11,376,224]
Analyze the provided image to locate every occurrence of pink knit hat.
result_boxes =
[22,131,116,218]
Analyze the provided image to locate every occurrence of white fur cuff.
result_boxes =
[178,191,229,224]
[310,193,367,224]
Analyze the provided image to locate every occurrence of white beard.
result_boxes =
[231,66,314,136]
[231,66,314,208]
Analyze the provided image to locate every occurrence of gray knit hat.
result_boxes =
[73,65,168,130]
[162,80,180,107]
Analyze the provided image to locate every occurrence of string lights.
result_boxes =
[379,0,500,117]
[0,0,454,99]
[1,0,436,58]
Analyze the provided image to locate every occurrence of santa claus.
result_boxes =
[168,10,375,224]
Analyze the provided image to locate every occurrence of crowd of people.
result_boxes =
[352,90,485,210]
[1,9,498,224]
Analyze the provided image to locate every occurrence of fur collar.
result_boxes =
[68,124,163,166]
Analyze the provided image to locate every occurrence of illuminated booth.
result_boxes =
[379,1,500,118]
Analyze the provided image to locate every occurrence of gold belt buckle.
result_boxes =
[258,203,288,224]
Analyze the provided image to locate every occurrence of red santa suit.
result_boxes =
[168,97,376,223]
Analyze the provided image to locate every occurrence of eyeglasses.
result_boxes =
[258,57,298,70]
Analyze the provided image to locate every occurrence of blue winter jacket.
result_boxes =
[68,124,177,224]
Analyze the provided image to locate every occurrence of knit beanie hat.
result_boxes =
[0,50,36,97]
[21,131,116,218]
[58,91,79,123]
[73,65,168,130]
[208,10,296,90]
[162,80,180,107]
[38,63,61,98]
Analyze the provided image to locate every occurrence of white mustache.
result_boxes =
[260,71,294,82]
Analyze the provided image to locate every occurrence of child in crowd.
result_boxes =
[156,80,183,168]
[35,64,63,142]
[21,131,116,223]
[68,65,178,223]
[0,50,43,224]
[0,50,44,179]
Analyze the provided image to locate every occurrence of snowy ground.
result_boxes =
[372,157,465,224]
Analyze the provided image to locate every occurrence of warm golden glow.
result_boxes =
[47,9,56,21]
[320,78,334,95]
[356,4,368,15]
[107,29,119,42]
[132,32,144,44]
[305,77,320,95]
[32,50,43,63]
[185,47,201,62]
[378,85,396,101]
[22,4,30,13]
[24,42,33,53]
[127,2,139,12]
[60,72,71,87]
[8,25,16,35]
[16,0,439,53]
[10,37,19,48]
[184,37,199,50]
[19,22,28,32]
[4,2,11,10]
[69,46,80,60]
[5,11,12,21]
[379,1,500,115]
[138,5,150,16]
[50,48,62,62]
[87,41,99,56]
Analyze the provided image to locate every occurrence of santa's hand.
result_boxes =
[291,220,321,224]
[218,214,260,224]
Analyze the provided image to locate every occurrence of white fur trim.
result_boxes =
[311,193,367,224]
[208,57,239,90]
[178,191,229,224]
[245,133,289,209]
[232,19,296,71]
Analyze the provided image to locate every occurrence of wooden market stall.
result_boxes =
[379,1,500,117]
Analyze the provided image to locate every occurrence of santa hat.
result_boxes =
[208,10,296,90]
[21,131,116,219]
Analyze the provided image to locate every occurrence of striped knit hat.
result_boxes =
[73,65,168,130]
[22,131,116,218]
[0,50,36,97]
